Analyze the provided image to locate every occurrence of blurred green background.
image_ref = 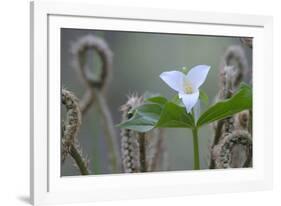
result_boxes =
[61,28,252,176]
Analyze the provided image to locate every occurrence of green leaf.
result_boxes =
[171,95,184,107]
[145,96,167,106]
[116,113,155,132]
[156,102,195,128]
[197,83,252,127]
[117,99,196,132]
[199,90,209,105]
[136,103,162,121]
[116,103,162,132]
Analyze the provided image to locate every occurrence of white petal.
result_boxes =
[160,71,185,92]
[180,91,199,113]
[186,65,210,89]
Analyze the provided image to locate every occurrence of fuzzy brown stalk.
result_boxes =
[71,35,121,172]
[222,45,251,87]
[79,90,96,116]
[71,35,113,91]
[70,143,90,175]
[248,110,252,134]
[71,35,113,115]
[120,95,143,173]
[150,136,163,171]
[210,45,252,169]
[61,89,82,162]
[61,89,90,175]
[139,133,147,172]
[120,94,167,173]
[120,131,141,173]
[145,128,169,172]
[212,130,252,168]
[240,37,253,49]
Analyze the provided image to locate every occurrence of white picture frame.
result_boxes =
[30,0,273,205]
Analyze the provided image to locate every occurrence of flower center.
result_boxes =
[183,80,193,94]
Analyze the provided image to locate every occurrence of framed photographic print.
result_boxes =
[30,0,273,205]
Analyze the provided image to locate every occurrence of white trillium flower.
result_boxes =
[160,65,211,113]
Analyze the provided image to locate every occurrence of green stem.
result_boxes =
[192,127,200,170]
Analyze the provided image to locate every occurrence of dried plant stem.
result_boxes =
[213,120,225,145]
[212,130,252,168]
[209,45,252,169]
[79,89,96,115]
[61,89,82,162]
[240,37,253,49]
[139,133,147,172]
[94,88,121,172]
[150,129,165,171]
[209,157,216,169]
[70,145,90,175]
[209,120,224,169]
[72,35,120,173]
[248,110,252,134]
[120,94,168,173]
[120,94,143,173]
[62,89,91,175]
[72,35,113,91]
